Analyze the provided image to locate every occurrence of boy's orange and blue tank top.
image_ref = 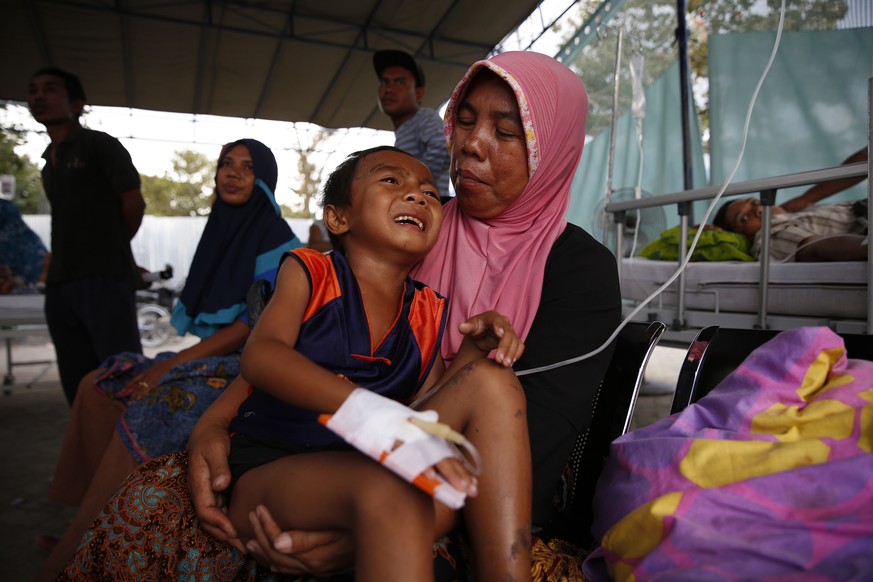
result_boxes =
[229,248,448,447]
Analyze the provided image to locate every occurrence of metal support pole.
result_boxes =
[675,201,691,330]
[603,28,624,246]
[614,211,627,274]
[757,189,777,329]
[3,339,13,386]
[868,77,872,334]
[676,0,694,192]
[673,0,693,332]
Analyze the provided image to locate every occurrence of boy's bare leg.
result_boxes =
[229,451,435,582]
[48,369,125,506]
[426,359,532,582]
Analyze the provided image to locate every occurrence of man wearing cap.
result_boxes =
[373,49,451,197]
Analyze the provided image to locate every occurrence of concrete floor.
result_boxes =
[0,337,684,580]
[0,335,194,581]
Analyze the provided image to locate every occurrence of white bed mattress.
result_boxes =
[0,293,46,327]
[621,258,868,319]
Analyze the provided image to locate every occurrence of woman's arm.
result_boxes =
[414,310,525,401]
[187,375,252,549]
[131,319,250,397]
[451,311,524,371]
[245,509,354,576]
[188,373,357,574]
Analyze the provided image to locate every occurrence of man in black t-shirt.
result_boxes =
[27,67,145,404]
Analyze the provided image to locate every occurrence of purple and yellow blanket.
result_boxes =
[584,327,873,581]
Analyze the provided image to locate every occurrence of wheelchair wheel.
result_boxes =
[138,304,172,348]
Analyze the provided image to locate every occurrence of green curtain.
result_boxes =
[568,27,872,251]
[567,60,707,244]
[708,27,872,205]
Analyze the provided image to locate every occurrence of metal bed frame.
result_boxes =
[607,78,872,337]
[0,294,54,392]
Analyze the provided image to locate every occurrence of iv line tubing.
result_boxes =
[517,0,788,377]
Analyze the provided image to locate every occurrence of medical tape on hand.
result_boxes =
[319,388,470,509]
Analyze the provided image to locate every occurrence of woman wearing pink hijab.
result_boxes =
[415,50,621,534]
[61,51,621,580]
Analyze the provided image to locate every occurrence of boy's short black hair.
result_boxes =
[320,145,412,253]
[713,198,734,230]
[31,67,87,103]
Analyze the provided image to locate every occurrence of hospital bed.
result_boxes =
[606,160,871,341]
[0,293,53,392]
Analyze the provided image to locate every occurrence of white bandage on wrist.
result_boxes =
[319,388,475,509]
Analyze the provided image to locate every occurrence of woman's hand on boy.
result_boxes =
[246,506,354,576]
[458,310,524,367]
[128,359,173,400]
[187,423,246,553]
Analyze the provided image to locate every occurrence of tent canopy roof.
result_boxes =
[1,0,541,131]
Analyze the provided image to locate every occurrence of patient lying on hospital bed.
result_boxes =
[712,147,868,262]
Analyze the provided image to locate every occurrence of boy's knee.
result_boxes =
[451,359,526,413]
[356,469,433,524]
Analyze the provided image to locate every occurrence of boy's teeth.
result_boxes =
[395,215,424,231]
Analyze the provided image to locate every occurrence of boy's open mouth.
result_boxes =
[394,215,425,231]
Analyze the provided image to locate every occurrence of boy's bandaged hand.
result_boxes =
[319,388,474,509]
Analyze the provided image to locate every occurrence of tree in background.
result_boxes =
[283,127,336,218]
[686,0,850,139]
[0,107,48,214]
[141,150,215,216]
[559,0,849,141]
[550,1,676,137]
[3,103,370,220]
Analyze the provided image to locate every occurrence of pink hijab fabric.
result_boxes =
[414,51,589,362]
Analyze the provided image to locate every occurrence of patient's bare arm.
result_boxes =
[782,147,868,213]
[794,234,868,262]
